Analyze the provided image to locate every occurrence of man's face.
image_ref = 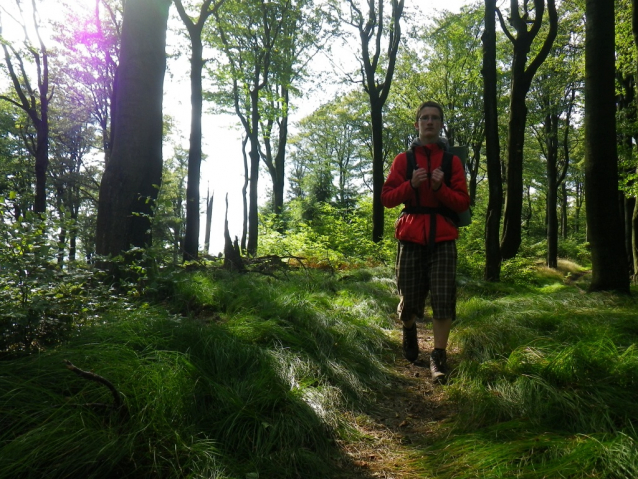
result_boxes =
[414,106,442,143]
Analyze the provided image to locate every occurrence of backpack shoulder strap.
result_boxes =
[406,148,416,180]
[441,151,453,187]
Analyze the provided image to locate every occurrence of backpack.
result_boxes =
[403,144,472,228]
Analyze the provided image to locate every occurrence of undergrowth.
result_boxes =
[415,276,638,479]
[0,266,398,479]
[3,242,637,479]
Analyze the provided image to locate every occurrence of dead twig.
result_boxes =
[244,254,309,277]
[63,360,127,417]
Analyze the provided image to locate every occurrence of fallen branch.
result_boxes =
[244,254,309,277]
[63,360,127,416]
[245,254,307,269]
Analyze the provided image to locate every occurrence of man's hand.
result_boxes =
[411,167,444,190]
[431,167,444,191]
[410,168,428,188]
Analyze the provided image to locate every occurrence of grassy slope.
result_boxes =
[419,264,638,478]
[0,267,398,479]
[2,263,638,478]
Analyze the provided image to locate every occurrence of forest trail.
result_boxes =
[336,318,456,478]
[335,260,593,478]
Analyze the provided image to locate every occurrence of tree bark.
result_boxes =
[204,187,214,255]
[483,0,502,282]
[261,85,289,220]
[241,136,249,253]
[183,35,204,261]
[370,97,386,243]
[633,200,638,279]
[346,0,404,243]
[174,0,223,261]
[545,113,559,269]
[626,196,636,276]
[560,182,568,239]
[95,0,171,258]
[498,0,558,260]
[247,89,261,256]
[584,0,630,293]
[273,87,288,218]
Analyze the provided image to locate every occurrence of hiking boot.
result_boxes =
[430,349,448,383]
[402,323,419,362]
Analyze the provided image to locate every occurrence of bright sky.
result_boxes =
[1,0,474,255]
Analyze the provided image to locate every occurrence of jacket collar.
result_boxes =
[411,137,448,151]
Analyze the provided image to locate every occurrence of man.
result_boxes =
[381,101,470,383]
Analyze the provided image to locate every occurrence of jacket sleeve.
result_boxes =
[433,155,470,213]
[381,153,416,209]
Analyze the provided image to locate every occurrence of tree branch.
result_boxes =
[496,7,515,44]
[63,359,124,412]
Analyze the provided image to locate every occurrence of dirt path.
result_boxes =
[336,318,457,478]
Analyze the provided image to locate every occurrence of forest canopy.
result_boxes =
[0,0,633,289]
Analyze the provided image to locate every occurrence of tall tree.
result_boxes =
[584,0,629,293]
[174,0,224,261]
[0,102,33,221]
[152,147,188,264]
[529,8,583,268]
[95,0,171,258]
[498,0,558,259]
[258,1,329,221]
[535,88,575,269]
[632,0,638,277]
[483,0,503,281]
[211,0,298,255]
[48,103,100,264]
[0,0,53,214]
[287,93,367,217]
[339,0,404,243]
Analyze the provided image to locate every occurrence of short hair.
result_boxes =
[415,101,444,123]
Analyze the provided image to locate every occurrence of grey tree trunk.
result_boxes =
[346,0,404,243]
[498,0,558,260]
[241,136,249,253]
[483,0,502,282]
[545,113,559,269]
[204,188,214,255]
[262,85,289,221]
[174,0,222,261]
[584,0,630,293]
[95,0,171,258]
[247,90,260,256]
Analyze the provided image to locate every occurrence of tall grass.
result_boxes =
[5,258,637,478]
[417,282,638,479]
[0,267,398,478]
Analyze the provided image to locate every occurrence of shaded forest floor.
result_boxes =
[336,317,455,479]
[12,261,638,479]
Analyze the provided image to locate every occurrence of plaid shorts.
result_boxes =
[395,240,457,321]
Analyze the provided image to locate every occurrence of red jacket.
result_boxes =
[381,143,470,245]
